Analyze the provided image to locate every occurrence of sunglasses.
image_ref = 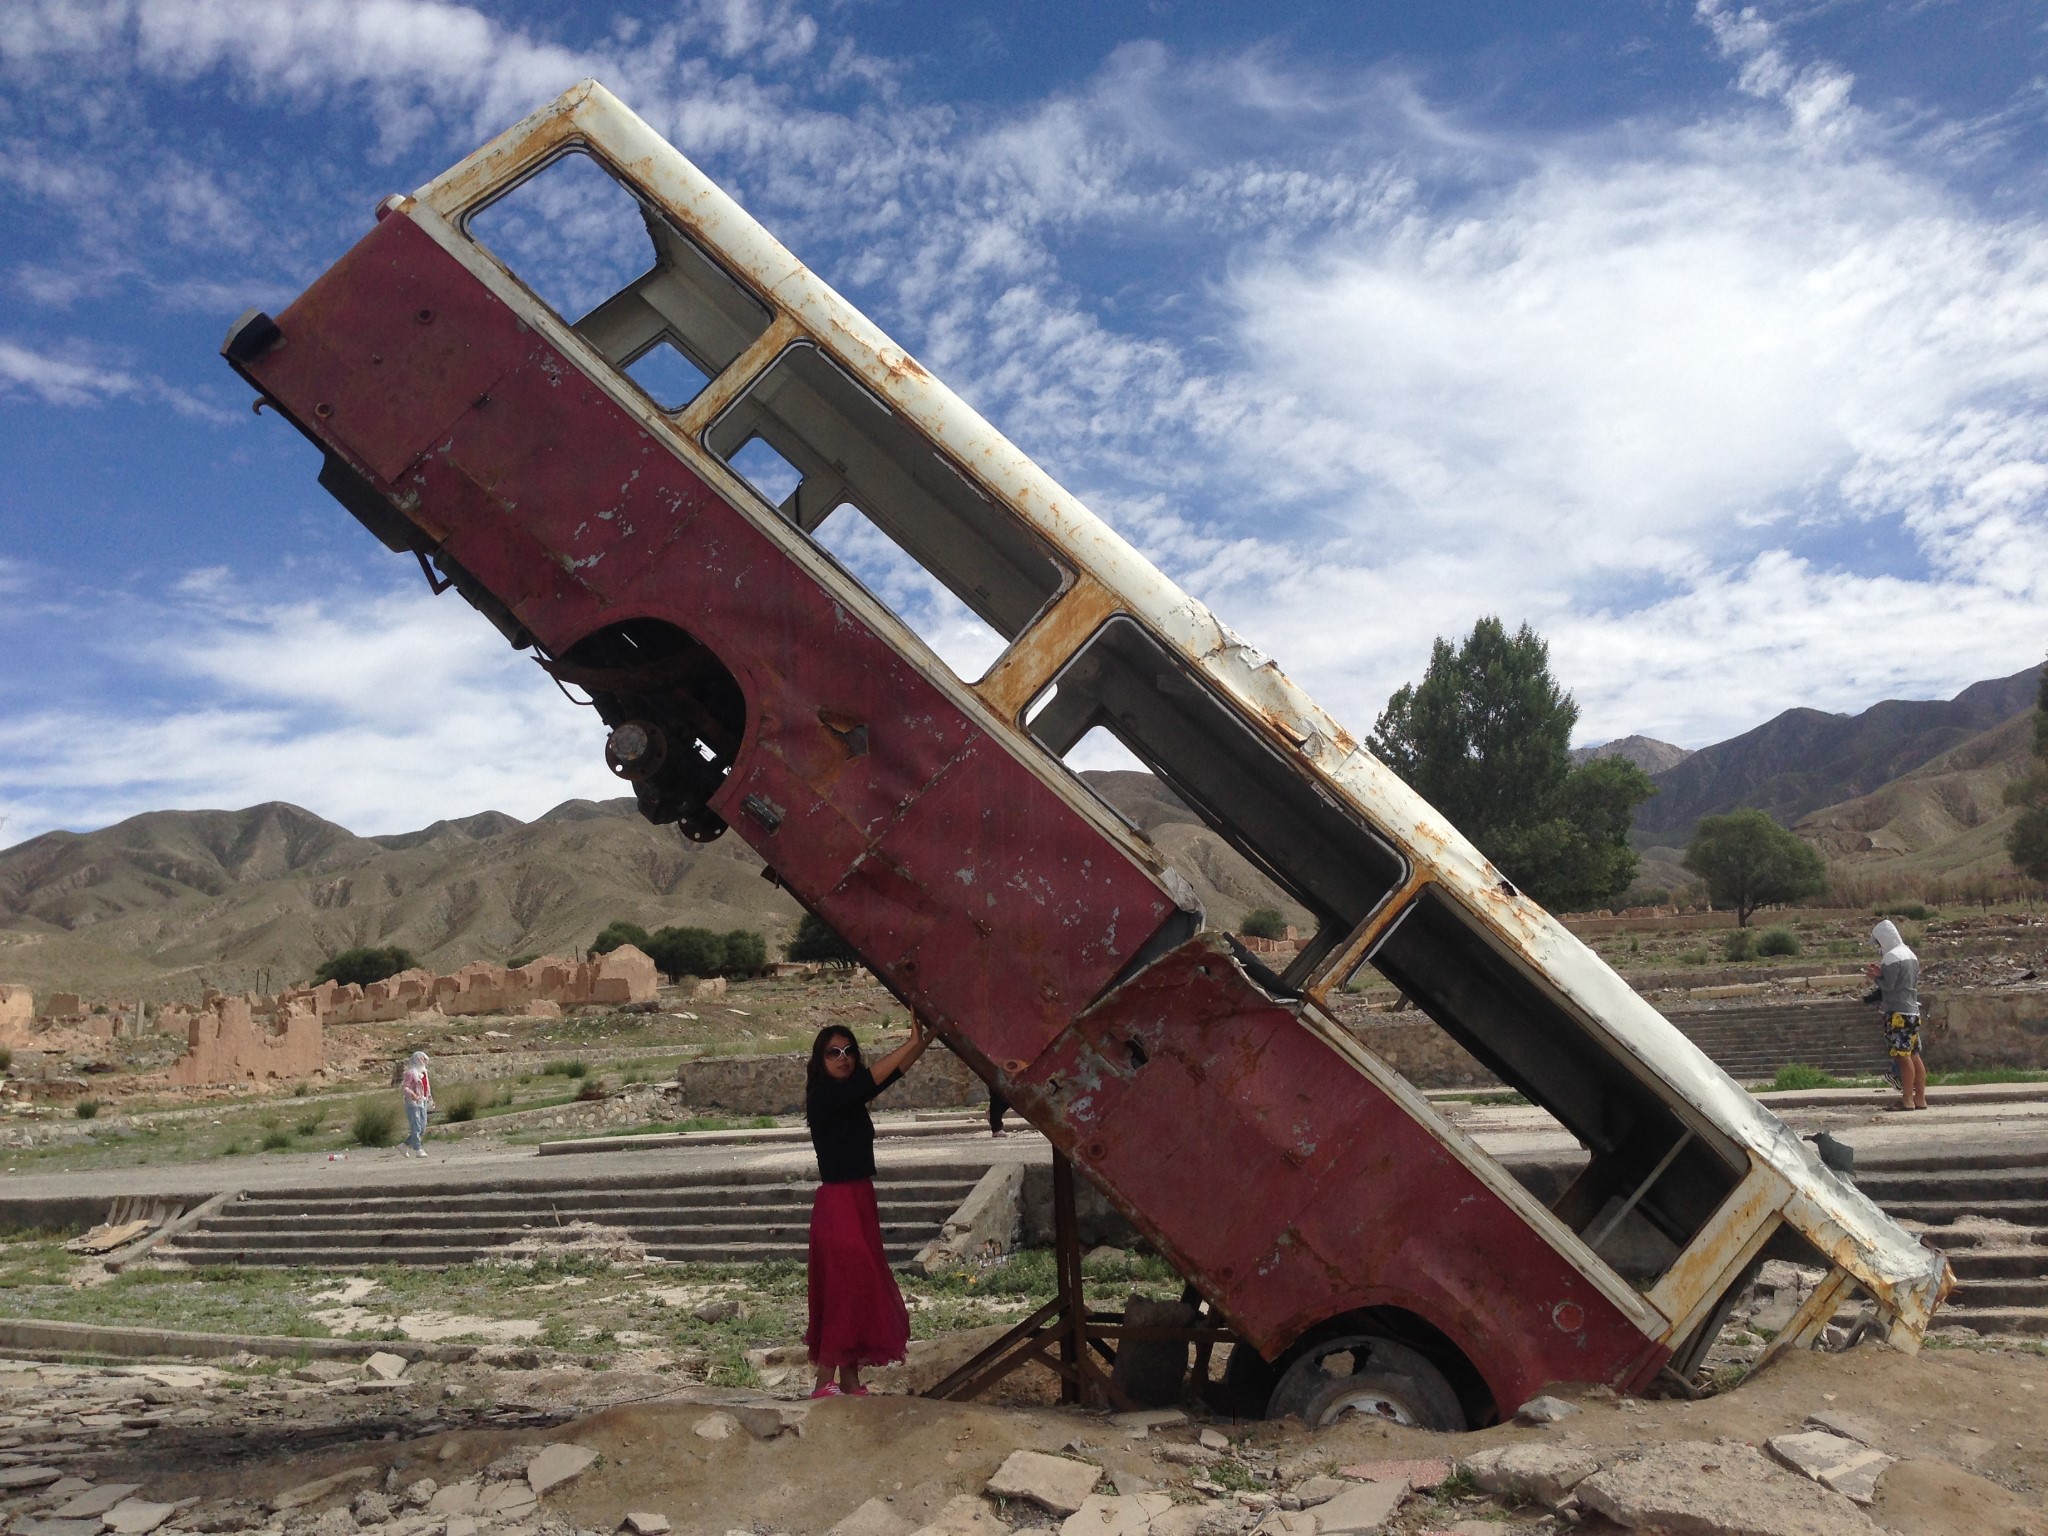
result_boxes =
[824,1045,858,1060]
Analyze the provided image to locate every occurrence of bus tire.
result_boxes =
[1265,1335,1465,1431]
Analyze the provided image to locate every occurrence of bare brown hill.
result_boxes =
[1570,735,1692,774]
[0,775,1299,1003]
[1796,710,2037,879]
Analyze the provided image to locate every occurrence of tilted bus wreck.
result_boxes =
[223,80,1949,1428]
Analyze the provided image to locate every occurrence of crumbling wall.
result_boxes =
[274,945,659,1027]
[1925,988,2048,1071]
[0,986,33,1046]
[167,996,324,1087]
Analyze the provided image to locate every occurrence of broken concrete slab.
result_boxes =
[1252,1514,1318,1536]
[0,1468,65,1491]
[621,1515,671,1536]
[692,1412,737,1442]
[726,1403,807,1440]
[13,1519,103,1536]
[1335,1460,1449,1490]
[1198,1429,1230,1452]
[1802,1411,1882,1448]
[909,1494,1012,1536]
[1576,1442,1880,1536]
[361,1353,408,1383]
[1306,1482,1406,1536]
[526,1444,598,1496]
[291,1362,358,1386]
[444,1518,476,1536]
[1458,1445,1599,1510]
[1766,1431,1895,1506]
[1513,1395,1579,1425]
[54,1483,144,1517]
[427,1482,480,1516]
[271,1467,378,1512]
[1292,1477,1346,1507]
[102,1501,178,1536]
[826,1496,914,1536]
[1060,1492,1175,1536]
[986,1450,1103,1516]
[477,1484,537,1518]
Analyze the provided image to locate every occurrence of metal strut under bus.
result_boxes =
[922,1151,1240,1410]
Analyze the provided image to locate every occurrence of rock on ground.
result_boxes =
[1766,1431,1894,1505]
[827,1497,913,1536]
[985,1450,1103,1517]
[1059,1492,1175,1536]
[1513,1395,1579,1425]
[1575,1441,1881,1536]
[1305,1481,1406,1536]
[527,1444,599,1497]
[1458,1444,1600,1509]
[910,1495,1013,1536]
[621,1515,671,1536]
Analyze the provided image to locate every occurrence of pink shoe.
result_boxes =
[846,1385,872,1397]
[809,1383,843,1399]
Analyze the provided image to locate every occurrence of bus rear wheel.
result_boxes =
[1264,1335,1466,1431]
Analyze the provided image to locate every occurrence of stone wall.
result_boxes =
[673,1046,990,1116]
[0,987,32,1046]
[1334,1010,1499,1089]
[167,996,324,1087]
[255,945,660,1029]
[1924,988,2048,1071]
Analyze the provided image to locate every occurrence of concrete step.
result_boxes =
[1856,1168,2045,1201]
[222,1177,980,1216]
[1939,1248,2048,1278]
[174,1218,946,1252]
[1949,1276,2048,1309]
[1881,1200,2048,1227]
[1934,1306,2048,1336]
[203,1198,963,1233]
[177,1240,923,1268]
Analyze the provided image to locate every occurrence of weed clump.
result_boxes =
[75,1099,101,1120]
[443,1090,480,1124]
[260,1127,293,1152]
[543,1060,590,1079]
[1769,1063,1842,1092]
[1756,925,1801,957]
[351,1101,400,1147]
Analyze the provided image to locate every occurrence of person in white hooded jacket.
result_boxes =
[1864,920,1924,1110]
[400,1051,434,1156]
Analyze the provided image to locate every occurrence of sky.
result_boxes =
[3,0,2047,847]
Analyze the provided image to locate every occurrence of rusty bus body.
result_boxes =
[224,81,1947,1427]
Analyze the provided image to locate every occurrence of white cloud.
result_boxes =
[0,579,621,846]
[0,336,234,420]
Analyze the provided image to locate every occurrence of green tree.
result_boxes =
[1239,907,1288,939]
[786,912,861,966]
[721,929,768,975]
[646,925,722,979]
[2004,660,2048,883]
[1368,618,1656,910]
[1681,809,1828,926]
[590,920,652,957]
[313,946,420,988]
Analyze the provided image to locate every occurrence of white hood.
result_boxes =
[1871,920,1912,961]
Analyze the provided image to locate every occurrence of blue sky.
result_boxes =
[3,0,2046,846]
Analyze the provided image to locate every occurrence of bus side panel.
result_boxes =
[1021,940,1669,1411]
[242,212,1184,1076]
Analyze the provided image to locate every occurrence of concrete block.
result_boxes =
[362,1352,408,1382]
[1458,1445,1598,1509]
[826,1497,913,1536]
[427,1482,480,1515]
[1308,1482,1406,1535]
[1577,1442,1879,1536]
[621,1516,671,1536]
[54,1484,144,1517]
[102,1502,178,1535]
[0,1468,63,1491]
[986,1450,1102,1516]
[1766,1431,1895,1506]
[526,1444,598,1496]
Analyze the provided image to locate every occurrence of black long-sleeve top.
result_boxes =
[806,1064,902,1184]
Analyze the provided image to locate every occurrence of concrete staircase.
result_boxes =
[1861,1151,2048,1336]
[1666,1000,1887,1082]
[159,1163,987,1269]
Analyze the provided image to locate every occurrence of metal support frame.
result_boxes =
[923,1150,1239,1408]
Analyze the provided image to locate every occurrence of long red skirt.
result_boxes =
[805,1178,910,1369]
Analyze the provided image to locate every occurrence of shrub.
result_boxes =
[314,946,421,988]
[351,1102,400,1147]
[74,1099,101,1120]
[1878,902,1930,921]
[260,1127,293,1151]
[294,1114,323,1137]
[1626,888,1671,908]
[721,928,768,976]
[590,921,653,957]
[543,1059,589,1079]
[1756,925,1801,958]
[290,1080,310,1097]
[1240,907,1289,940]
[1676,947,1709,966]
[443,1090,480,1124]
[1769,1064,1842,1092]
[506,953,540,969]
[0,1048,13,1074]
[647,925,723,979]
[575,1079,608,1102]
[1722,928,1753,962]
[786,913,860,966]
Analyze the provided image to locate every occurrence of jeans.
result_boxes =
[405,1099,429,1151]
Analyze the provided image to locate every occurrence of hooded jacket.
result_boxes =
[1869,920,1920,1019]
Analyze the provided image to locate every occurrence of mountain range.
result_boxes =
[3,663,2039,1000]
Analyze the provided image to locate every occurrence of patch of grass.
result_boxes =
[260,1127,293,1152]
[351,1101,400,1147]
[443,1090,480,1124]
[542,1060,589,1079]
[0,1048,12,1073]
[294,1114,324,1137]
[1756,925,1801,957]
[291,1081,311,1097]
[574,1079,608,1102]
[74,1100,101,1120]
[1676,947,1709,966]
[1768,1064,1844,1092]
[1207,1461,1263,1493]
[1927,1066,2048,1086]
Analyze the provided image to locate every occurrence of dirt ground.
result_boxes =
[5,1327,2039,1536]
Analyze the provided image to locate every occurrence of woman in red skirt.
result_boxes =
[803,1017,933,1397]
